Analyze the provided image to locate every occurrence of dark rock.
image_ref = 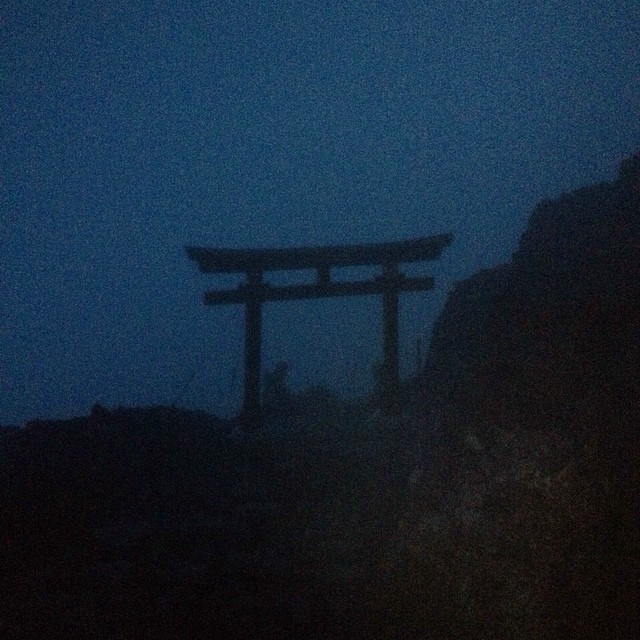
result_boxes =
[424,152,640,441]
[401,152,640,638]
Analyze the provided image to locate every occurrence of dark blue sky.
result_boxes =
[2,1,639,424]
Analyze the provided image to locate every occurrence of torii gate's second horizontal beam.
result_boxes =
[203,275,434,305]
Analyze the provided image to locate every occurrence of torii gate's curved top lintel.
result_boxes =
[185,234,452,274]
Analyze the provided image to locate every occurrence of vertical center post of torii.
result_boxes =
[186,235,452,429]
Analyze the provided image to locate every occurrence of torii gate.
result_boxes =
[186,234,452,428]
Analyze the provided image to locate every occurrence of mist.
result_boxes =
[3,1,638,424]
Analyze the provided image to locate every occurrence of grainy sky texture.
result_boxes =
[2,1,639,424]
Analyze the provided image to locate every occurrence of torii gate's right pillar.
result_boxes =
[243,270,263,429]
[381,263,400,415]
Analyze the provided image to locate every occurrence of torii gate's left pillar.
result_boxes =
[243,270,263,430]
[381,263,400,415]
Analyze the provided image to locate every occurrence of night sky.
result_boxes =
[3,1,639,425]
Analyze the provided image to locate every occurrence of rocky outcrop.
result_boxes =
[424,152,639,441]
[392,153,640,638]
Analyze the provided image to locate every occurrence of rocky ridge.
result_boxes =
[387,153,640,638]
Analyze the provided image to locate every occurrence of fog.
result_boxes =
[3,1,638,424]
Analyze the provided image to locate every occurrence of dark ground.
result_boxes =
[1,399,427,639]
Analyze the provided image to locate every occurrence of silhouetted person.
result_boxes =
[262,361,291,410]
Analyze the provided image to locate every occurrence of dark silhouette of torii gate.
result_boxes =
[186,234,452,429]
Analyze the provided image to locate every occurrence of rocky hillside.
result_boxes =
[425,153,638,437]
[387,153,640,638]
